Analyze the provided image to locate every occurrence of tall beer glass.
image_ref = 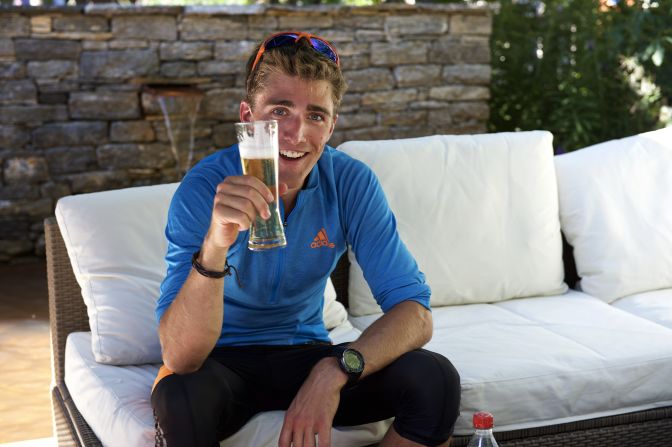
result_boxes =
[235,120,287,251]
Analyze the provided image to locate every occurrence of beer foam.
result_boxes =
[238,142,275,159]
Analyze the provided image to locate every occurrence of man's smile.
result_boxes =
[280,150,307,160]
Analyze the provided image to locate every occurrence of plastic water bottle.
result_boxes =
[466,411,499,447]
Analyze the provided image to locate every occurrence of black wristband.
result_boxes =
[191,250,231,279]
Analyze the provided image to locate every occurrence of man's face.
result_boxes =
[240,72,337,194]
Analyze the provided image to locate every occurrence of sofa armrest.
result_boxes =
[45,216,89,384]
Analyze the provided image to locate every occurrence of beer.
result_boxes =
[235,120,287,250]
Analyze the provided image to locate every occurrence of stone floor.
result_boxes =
[0,260,53,443]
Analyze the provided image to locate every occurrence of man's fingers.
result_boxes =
[317,425,331,447]
[212,203,252,231]
[220,175,275,203]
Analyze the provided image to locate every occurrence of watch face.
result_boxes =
[343,349,363,372]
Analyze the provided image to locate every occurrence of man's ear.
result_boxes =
[240,101,253,122]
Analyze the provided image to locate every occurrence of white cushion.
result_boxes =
[555,127,672,302]
[338,132,567,316]
[65,326,391,447]
[349,290,672,435]
[56,183,348,365]
[612,288,672,329]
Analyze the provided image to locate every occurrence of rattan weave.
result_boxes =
[45,217,672,446]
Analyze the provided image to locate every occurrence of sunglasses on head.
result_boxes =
[251,31,340,73]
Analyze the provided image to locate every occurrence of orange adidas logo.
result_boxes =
[310,228,335,249]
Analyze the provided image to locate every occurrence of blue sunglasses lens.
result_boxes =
[265,34,338,64]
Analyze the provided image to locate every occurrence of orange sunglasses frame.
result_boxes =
[250,31,340,74]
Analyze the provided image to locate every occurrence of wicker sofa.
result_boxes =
[46,128,672,446]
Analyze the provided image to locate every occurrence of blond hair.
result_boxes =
[244,38,347,113]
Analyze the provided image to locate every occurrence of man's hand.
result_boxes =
[278,357,348,447]
[205,175,287,251]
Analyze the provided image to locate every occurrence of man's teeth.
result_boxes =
[280,150,305,159]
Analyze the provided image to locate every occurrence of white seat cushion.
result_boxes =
[55,183,348,365]
[338,131,567,316]
[65,324,392,447]
[612,288,672,329]
[349,290,672,435]
[555,127,672,302]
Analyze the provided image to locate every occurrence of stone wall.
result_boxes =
[0,3,492,262]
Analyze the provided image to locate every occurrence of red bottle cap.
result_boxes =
[473,411,494,429]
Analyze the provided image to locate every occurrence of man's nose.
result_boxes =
[282,115,307,145]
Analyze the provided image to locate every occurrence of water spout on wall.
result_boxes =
[144,85,204,180]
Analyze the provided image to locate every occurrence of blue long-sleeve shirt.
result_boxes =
[156,144,430,346]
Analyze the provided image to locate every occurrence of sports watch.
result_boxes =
[332,345,364,385]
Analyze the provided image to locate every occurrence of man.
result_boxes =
[152,31,461,447]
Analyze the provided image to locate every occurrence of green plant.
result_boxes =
[488,0,670,152]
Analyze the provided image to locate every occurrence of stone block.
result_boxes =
[361,89,418,106]
[318,30,355,44]
[82,41,108,51]
[338,93,362,113]
[97,143,174,169]
[68,171,130,194]
[380,110,428,127]
[153,120,211,143]
[334,14,384,30]
[371,42,428,66]
[80,49,159,80]
[161,61,197,78]
[430,38,490,64]
[248,15,278,30]
[0,80,37,104]
[31,16,51,34]
[344,68,394,93]
[109,40,150,50]
[69,91,140,120]
[180,17,248,41]
[45,146,97,174]
[141,92,162,116]
[443,64,491,85]
[354,30,386,42]
[198,61,241,76]
[40,181,72,200]
[0,125,30,149]
[53,15,109,33]
[202,88,245,121]
[278,15,333,29]
[160,42,212,61]
[27,60,78,80]
[0,38,14,59]
[35,79,79,94]
[336,112,377,130]
[0,105,68,125]
[0,184,40,200]
[447,101,490,121]
[340,55,370,71]
[4,156,49,184]
[0,62,26,79]
[32,121,107,148]
[14,39,81,61]
[113,16,177,41]
[394,65,442,87]
[0,239,34,256]
[38,93,68,104]
[212,122,236,148]
[386,15,448,36]
[450,14,492,36]
[111,120,155,142]
[344,126,391,141]
[429,86,490,101]
[0,15,30,37]
[334,42,369,58]
[214,41,257,62]
[427,108,452,127]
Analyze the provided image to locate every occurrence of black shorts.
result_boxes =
[152,344,460,447]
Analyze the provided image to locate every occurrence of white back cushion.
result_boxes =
[338,132,567,316]
[56,183,347,365]
[555,127,672,302]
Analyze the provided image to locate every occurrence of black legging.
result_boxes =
[152,344,461,447]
